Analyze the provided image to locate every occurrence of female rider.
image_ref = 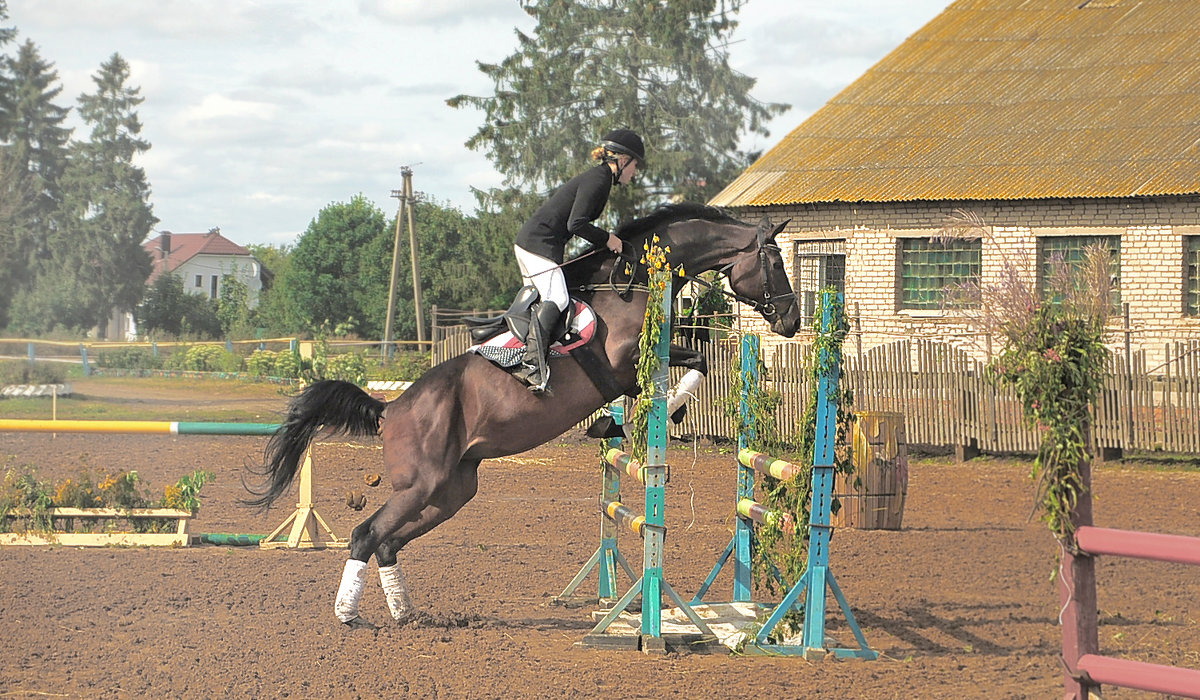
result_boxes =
[512,129,645,392]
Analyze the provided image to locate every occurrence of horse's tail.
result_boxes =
[242,379,384,510]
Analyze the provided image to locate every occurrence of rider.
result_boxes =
[512,128,645,392]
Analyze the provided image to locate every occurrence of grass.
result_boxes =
[0,376,294,423]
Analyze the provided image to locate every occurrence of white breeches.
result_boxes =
[514,245,569,312]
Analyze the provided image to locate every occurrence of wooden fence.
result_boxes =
[432,326,1200,455]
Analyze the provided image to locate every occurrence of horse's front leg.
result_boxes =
[666,343,707,423]
[586,344,708,439]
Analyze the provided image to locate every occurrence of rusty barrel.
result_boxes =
[832,411,908,530]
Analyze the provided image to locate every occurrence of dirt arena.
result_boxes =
[2,424,1199,698]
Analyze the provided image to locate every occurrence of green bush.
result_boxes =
[368,351,430,382]
[0,360,66,386]
[272,350,301,378]
[323,351,368,385]
[95,347,163,370]
[246,349,277,377]
[163,344,242,372]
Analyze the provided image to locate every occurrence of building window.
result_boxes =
[793,239,845,323]
[195,275,202,288]
[1187,236,1200,316]
[1037,235,1120,309]
[210,275,219,299]
[897,238,981,310]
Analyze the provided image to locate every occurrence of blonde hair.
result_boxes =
[590,146,608,162]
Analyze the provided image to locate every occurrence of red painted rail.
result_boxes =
[1077,654,1200,699]
[1066,524,1200,698]
[1075,526,1200,566]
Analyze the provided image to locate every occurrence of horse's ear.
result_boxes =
[767,218,791,244]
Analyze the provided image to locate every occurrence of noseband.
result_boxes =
[685,227,795,323]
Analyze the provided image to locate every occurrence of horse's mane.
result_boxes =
[564,202,744,287]
[614,202,742,241]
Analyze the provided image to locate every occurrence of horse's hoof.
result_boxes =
[390,611,417,627]
[342,616,378,631]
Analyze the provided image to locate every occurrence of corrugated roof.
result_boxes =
[711,0,1200,207]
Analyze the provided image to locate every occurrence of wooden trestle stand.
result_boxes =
[260,447,347,549]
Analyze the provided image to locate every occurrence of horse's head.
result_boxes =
[722,218,802,338]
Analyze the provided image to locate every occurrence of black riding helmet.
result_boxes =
[601,129,646,165]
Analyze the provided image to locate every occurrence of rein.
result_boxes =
[568,228,794,323]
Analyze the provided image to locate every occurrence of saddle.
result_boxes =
[464,285,579,347]
[464,286,624,401]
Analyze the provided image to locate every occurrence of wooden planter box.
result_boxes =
[0,507,192,547]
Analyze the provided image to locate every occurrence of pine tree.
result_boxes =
[52,52,156,335]
[0,39,71,328]
[447,0,788,220]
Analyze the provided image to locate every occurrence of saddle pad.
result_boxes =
[467,300,597,368]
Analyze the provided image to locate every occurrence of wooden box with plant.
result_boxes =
[0,465,212,547]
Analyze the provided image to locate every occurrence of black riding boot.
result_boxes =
[514,302,562,393]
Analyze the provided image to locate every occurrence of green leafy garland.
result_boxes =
[722,289,855,597]
[987,306,1108,541]
[630,236,683,462]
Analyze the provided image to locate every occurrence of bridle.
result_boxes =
[681,224,796,322]
[575,221,796,323]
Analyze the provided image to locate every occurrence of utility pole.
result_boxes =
[382,167,425,359]
[404,168,425,346]
[382,184,406,359]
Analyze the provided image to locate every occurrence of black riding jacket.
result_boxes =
[516,164,613,263]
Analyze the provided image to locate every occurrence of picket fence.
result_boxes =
[434,326,1200,455]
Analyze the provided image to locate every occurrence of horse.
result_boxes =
[244,202,803,629]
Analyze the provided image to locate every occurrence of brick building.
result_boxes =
[711,0,1200,371]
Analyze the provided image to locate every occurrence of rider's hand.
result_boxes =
[606,233,623,255]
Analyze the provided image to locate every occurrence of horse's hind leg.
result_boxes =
[334,459,481,627]
[375,459,481,623]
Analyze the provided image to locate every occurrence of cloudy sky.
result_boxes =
[8,0,949,247]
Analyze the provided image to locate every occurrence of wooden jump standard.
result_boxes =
[557,278,720,652]
[1062,459,1200,698]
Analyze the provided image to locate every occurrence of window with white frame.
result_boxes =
[897,238,981,310]
[793,239,845,324]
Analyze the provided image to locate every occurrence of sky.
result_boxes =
[8,0,950,247]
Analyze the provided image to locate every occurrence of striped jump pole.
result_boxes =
[555,402,637,605]
[0,419,280,435]
[0,418,346,551]
[579,276,717,653]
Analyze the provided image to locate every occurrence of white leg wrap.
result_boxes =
[334,559,369,623]
[667,369,704,415]
[378,563,414,621]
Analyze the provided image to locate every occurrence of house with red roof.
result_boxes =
[105,228,265,339]
[142,227,265,305]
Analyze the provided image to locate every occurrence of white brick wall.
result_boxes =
[735,199,1200,373]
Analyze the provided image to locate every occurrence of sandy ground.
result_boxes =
[1,400,1199,698]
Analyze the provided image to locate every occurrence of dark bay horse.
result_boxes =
[245,203,802,628]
